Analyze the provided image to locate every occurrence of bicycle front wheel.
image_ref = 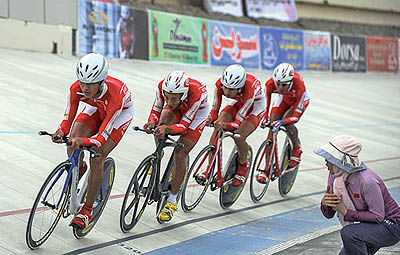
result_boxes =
[73,157,116,238]
[250,140,272,203]
[181,145,215,212]
[120,155,155,233]
[26,161,71,249]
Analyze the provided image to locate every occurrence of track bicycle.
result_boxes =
[181,127,253,211]
[26,131,115,249]
[119,126,188,232]
[249,123,300,202]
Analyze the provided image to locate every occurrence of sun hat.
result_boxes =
[314,135,367,173]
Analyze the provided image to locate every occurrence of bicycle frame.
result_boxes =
[193,129,239,188]
[256,126,293,179]
[41,148,102,215]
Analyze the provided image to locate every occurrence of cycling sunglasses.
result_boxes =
[274,81,291,87]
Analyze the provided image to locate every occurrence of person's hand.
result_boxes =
[260,117,268,129]
[143,120,156,134]
[271,120,283,132]
[52,130,64,143]
[206,115,213,126]
[331,195,348,215]
[321,186,340,207]
[67,137,84,149]
[213,120,226,131]
[154,125,169,138]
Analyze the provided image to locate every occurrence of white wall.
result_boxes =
[0,19,73,56]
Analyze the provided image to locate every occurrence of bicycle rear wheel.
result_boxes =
[73,157,116,238]
[278,138,300,196]
[26,161,71,249]
[181,145,215,212]
[120,156,155,233]
[219,146,253,209]
[250,140,272,203]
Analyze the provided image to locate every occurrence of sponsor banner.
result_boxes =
[203,0,243,17]
[78,0,149,60]
[245,0,298,22]
[303,31,331,71]
[210,20,259,68]
[259,26,304,70]
[149,10,209,65]
[331,34,366,72]
[366,36,398,72]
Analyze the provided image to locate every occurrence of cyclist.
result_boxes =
[52,53,134,229]
[256,63,310,183]
[204,64,266,187]
[143,71,210,222]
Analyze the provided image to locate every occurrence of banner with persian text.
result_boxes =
[259,26,304,70]
[366,36,398,72]
[209,20,260,68]
[303,31,331,71]
[149,10,209,65]
[203,0,243,17]
[245,0,298,22]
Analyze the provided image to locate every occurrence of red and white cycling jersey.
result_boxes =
[210,73,265,125]
[58,76,133,147]
[265,72,310,124]
[148,78,209,134]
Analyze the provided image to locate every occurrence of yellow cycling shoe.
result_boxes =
[157,202,177,223]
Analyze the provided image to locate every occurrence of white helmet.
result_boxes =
[162,71,189,101]
[273,63,294,83]
[221,64,246,89]
[76,53,108,84]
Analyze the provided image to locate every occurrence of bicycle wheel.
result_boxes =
[219,146,253,209]
[278,137,300,197]
[26,161,71,249]
[73,157,116,238]
[181,145,216,212]
[250,140,273,203]
[120,155,155,233]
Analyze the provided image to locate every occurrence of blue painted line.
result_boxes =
[144,187,400,255]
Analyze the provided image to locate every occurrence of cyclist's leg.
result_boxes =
[71,108,132,228]
[232,101,265,186]
[282,100,309,169]
[69,106,100,179]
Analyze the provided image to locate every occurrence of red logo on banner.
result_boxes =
[212,27,258,62]
[367,37,399,72]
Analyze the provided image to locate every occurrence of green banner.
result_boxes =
[149,10,209,64]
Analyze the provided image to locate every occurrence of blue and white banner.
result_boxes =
[79,0,120,57]
[303,31,331,71]
[259,26,304,70]
[210,20,260,69]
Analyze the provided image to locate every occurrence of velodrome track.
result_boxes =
[0,48,399,255]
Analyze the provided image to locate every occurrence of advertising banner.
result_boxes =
[366,36,398,72]
[149,10,209,65]
[209,20,259,69]
[203,0,243,17]
[303,31,331,71]
[78,0,149,59]
[245,0,298,22]
[259,26,303,70]
[331,34,366,72]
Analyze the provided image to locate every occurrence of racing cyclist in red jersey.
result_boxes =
[52,53,134,229]
[257,63,310,183]
[143,71,210,222]
[204,64,266,187]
